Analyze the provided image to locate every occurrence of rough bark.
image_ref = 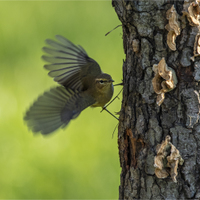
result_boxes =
[112,0,200,199]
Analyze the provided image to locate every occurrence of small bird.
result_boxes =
[24,35,114,135]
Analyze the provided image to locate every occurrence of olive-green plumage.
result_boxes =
[24,35,114,135]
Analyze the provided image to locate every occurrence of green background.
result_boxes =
[0,1,123,199]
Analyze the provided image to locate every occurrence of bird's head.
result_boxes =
[95,73,114,92]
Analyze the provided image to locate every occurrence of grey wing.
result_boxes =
[24,86,95,135]
[42,35,102,91]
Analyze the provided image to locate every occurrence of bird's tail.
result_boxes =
[24,86,95,135]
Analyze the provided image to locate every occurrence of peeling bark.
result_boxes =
[112,0,200,199]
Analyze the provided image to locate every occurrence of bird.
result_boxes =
[24,35,114,135]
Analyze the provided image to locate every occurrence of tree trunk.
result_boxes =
[112,0,200,199]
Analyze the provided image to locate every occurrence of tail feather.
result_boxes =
[24,86,95,135]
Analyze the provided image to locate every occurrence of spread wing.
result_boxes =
[42,35,102,91]
[24,86,96,135]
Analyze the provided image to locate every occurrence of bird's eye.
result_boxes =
[99,80,104,84]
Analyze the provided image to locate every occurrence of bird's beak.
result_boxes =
[110,79,114,82]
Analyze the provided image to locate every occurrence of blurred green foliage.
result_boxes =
[0,1,124,199]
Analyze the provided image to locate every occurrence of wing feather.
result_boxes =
[42,35,102,91]
[24,86,95,135]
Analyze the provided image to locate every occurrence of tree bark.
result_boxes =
[112,0,200,199]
